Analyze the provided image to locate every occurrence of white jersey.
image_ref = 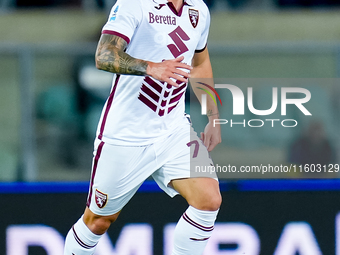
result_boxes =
[96,0,210,145]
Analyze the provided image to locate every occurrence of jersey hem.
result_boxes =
[97,122,190,147]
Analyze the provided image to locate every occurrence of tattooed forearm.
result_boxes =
[95,34,148,75]
[207,109,219,118]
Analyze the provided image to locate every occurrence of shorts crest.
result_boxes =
[95,189,108,209]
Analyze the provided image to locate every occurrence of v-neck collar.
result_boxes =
[166,1,189,17]
[154,0,193,17]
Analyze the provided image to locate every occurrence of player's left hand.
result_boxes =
[200,120,221,152]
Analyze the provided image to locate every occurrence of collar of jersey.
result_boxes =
[154,0,193,6]
[154,0,193,17]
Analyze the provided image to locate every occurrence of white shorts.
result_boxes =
[86,122,215,216]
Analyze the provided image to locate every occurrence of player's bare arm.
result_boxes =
[191,47,221,151]
[95,34,192,87]
[96,34,147,75]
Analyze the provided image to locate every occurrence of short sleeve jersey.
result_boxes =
[97,0,210,145]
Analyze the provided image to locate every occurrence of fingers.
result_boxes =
[165,78,181,87]
[164,69,191,87]
[203,133,209,149]
[173,59,192,68]
[201,132,214,152]
[203,133,221,152]
[173,74,188,84]
[173,56,184,62]
[148,56,193,87]
[200,132,204,142]
[166,63,192,87]
[174,56,185,61]
[174,68,191,79]
[207,139,216,152]
[207,140,218,152]
[172,57,193,72]
[210,136,222,151]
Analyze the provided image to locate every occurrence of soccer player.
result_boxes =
[64,0,221,254]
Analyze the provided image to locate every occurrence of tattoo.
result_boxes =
[207,110,219,117]
[95,34,148,76]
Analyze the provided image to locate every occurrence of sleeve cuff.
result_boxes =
[102,30,131,44]
[195,44,207,53]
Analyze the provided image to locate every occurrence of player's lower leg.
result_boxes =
[64,208,120,255]
[170,178,222,255]
[64,216,102,255]
[172,206,219,255]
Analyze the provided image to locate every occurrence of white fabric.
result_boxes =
[97,0,211,146]
[64,216,102,255]
[88,122,214,216]
[172,206,219,255]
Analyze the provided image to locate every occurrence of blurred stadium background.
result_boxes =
[1,0,340,254]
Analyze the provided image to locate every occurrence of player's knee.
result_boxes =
[206,192,222,211]
[83,208,120,235]
[87,217,114,235]
[194,191,222,211]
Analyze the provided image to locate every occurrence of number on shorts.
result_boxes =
[187,140,199,158]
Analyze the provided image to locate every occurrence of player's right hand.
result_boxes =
[146,56,193,87]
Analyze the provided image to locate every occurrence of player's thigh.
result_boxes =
[171,177,221,211]
[87,140,157,216]
[155,125,221,210]
[170,123,221,210]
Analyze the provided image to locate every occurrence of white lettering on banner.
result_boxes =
[163,223,176,255]
[163,223,260,255]
[336,213,340,255]
[95,224,153,255]
[6,224,152,255]
[6,220,333,255]
[274,222,322,255]
[6,225,64,255]
[204,223,260,255]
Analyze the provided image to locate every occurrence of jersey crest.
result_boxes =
[189,9,199,28]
